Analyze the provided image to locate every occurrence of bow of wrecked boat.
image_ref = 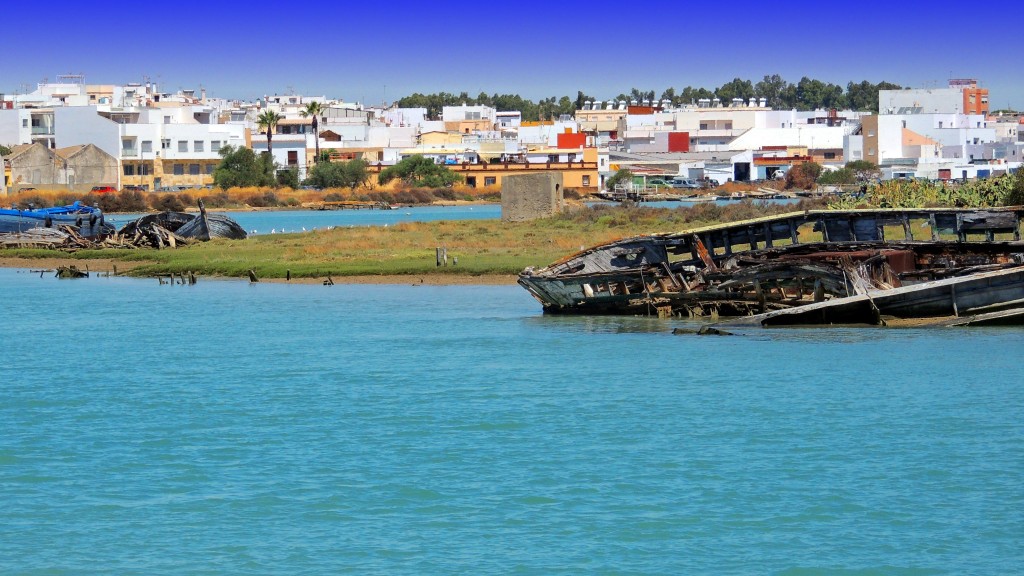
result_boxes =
[518,207,1024,323]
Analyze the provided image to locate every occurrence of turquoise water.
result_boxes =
[1,268,1022,574]
[104,199,800,236]
[104,205,502,236]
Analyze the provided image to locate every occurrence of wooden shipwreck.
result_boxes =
[518,208,1024,323]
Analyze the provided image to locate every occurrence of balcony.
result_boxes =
[31,127,55,135]
[121,148,139,158]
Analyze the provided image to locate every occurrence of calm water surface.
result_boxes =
[1,268,1021,574]
[106,199,799,236]
[104,204,501,235]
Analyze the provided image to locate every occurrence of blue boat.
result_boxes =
[0,201,112,237]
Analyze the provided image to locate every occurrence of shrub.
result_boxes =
[817,168,856,186]
[204,191,233,208]
[784,162,823,190]
[150,194,188,212]
[246,190,281,208]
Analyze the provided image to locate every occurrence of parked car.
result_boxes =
[647,178,671,189]
[670,178,701,190]
[91,186,117,194]
[122,185,146,192]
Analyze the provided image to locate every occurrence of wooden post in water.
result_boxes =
[436,247,442,267]
[248,270,259,283]
[443,247,448,267]
[286,269,291,281]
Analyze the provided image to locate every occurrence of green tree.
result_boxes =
[660,87,677,106]
[716,77,755,103]
[300,101,326,164]
[754,74,789,109]
[277,167,300,189]
[306,159,370,189]
[0,144,12,157]
[1005,168,1024,206]
[846,160,881,182]
[605,168,633,190]
[378,155,464,188]
[257,110,283,154]
[574,90,594,110]
[212,145,276,189]
[557,96,575,117]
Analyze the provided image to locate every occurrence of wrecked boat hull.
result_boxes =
[717,266,1024,327]
[519,208,1024,320]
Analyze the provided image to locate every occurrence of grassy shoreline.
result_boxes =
[1,199,828,282]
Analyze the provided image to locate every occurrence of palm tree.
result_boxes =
[300,101,326,163]
[256,110,283,155]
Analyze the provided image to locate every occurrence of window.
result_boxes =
[173,164,184,175]
[287,151,298,165]
[122,139,133,151]
[164,116,172,124]
[22,119,28,127]
[178,141,188,153]
[139,163,151,176]
[699,123,708,130]
[211,141,221,152]
[868,131,875,137]
[824,152,836,160]
[124,164,135,176]
[484,177,496,186]
[868,148,876,156]
[205,163,215,174]
[189,164,200,175]
[141,140,152,153]
[194,140,204,152]
[162,139,170,150]
[582,175,591,186]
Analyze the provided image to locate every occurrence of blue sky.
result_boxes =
[3,0,1021,109]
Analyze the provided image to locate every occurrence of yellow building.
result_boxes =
[362,147,599,192]
[121,157,220,190]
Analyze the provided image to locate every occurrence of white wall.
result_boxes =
[0,110,30,145]
[845,134,864,162]
[879,88,963,114]
[727,125,847,151]
[54,107,120,158]
[876,115,905,161]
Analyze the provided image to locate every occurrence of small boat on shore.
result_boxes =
[677,195,718,203]
[117,200,247,243]
[0,201,112,237]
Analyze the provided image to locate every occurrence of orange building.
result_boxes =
[950,79,989,115]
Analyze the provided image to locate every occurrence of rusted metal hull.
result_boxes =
[518,208,1024,320]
